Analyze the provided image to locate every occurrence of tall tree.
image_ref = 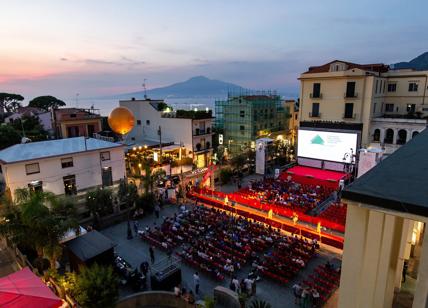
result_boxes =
[0,124,22,149]
[70,263,118,308]
[0,93,24,114]
[0,189,78,269]
[28,95,66,111]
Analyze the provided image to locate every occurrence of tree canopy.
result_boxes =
[0,93,24,114]
[28,95,66,111]
[68,263,118,308]
[0,124,22,149]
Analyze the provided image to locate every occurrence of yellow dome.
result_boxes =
[108,107,135,135]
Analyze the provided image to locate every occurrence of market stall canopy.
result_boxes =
[0,267,62,308]
[65,230,116,272]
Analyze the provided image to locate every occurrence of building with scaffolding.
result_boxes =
[215,91,290,155]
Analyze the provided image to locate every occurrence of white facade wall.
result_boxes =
[2,147,125,198]
[120,100,213,155]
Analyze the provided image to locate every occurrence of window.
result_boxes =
[312,83,321,98]
[240,125,245,131]
[87,124,95,137]
[407,104,416,113]
[373,129,380,142]
[346,82,356,97]
[387,83,397,92]
[375,80,379,93]
[70,114,77,118]
[63,175,77,195]
[311,103,320,117]
[240,110,245,118]
[137,120,141,125]
[25,163,40,175]
[385,104,394,112]
[344,103,354,118]
[409,83,418,92]
[373,103,377,113]
[61,157,73,168]
[146,120,150,125]
[383,81,386,93]
[28,181,43,193]
[100,151,111,161]
[101,167,113,187]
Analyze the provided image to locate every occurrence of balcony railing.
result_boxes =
[309,112,321,118]
[193,127,212,136]
[344,92,358,99]
[194,142,212,152]
[310,93,323,99]
[343,113,357,119]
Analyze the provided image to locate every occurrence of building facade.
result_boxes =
[299,61,428,154]
[120,99,213,168]
[215,93,289,155]
[0,137,125,199]
[5,106,53,133]
[53,108,103,139]
[339,129,428,308]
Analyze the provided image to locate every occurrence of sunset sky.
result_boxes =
[1,0,427,101]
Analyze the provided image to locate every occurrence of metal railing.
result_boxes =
[344,92,358,98]
[309,112,321,118]
[310,93,323,99]
[343,113,357,119]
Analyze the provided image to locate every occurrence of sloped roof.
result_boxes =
[0,137,123,164]
[65,231,116,262]
[0,267,62,308]
[303,60,389,74]
[342,128,428,217]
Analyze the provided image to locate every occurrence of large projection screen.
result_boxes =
[297,129,358,163]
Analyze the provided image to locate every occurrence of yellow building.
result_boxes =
[339,129,428,308]
[298,61,428,154]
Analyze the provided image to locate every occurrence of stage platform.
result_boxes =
[280,166,348,189]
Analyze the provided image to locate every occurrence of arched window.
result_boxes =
[397,129,407,145]
[412,131,419,138]
[373,129,380,142]
[384,128,394,144]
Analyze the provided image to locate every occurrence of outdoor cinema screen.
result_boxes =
[297,129,358,163]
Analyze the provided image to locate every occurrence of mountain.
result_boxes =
[114,76,245,99]
[392,52,428,70]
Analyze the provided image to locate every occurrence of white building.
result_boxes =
[0,137,125,199]
[120,98,214,168]
[5,106,53,132]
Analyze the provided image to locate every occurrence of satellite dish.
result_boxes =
[21,137,32,144]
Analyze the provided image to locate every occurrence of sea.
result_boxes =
[77,97,218,116]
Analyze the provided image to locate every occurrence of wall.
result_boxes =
[117,291,195,308]
[3,147,125,198]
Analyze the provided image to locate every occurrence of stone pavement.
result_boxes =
[101,202,341,308]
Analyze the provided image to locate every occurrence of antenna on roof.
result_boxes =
[75,93,80,108]
[142,79,148,99]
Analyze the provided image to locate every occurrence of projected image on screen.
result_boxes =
[297,130,358,163]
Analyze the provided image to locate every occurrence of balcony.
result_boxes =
[309,112,321,118]
[194,142,212,153]
[310,93,323,99]
[343,113,357,119]
[344,92,358,99]
[193,127,212,136]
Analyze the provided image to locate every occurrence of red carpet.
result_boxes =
[280,166,348,189]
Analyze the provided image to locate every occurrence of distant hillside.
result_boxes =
[392,52,428,70]
[114,76,245,99]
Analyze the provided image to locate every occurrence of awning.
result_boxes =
[0,267,62,308]
[152,144,182,152]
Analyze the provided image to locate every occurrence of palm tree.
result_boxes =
[0,189,78,269]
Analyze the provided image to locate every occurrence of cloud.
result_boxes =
[59,56,145,67]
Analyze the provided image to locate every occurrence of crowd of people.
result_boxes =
[235,178,333,214]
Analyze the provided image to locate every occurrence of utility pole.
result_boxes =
[143,79,147,99]
[158,126,162,163]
